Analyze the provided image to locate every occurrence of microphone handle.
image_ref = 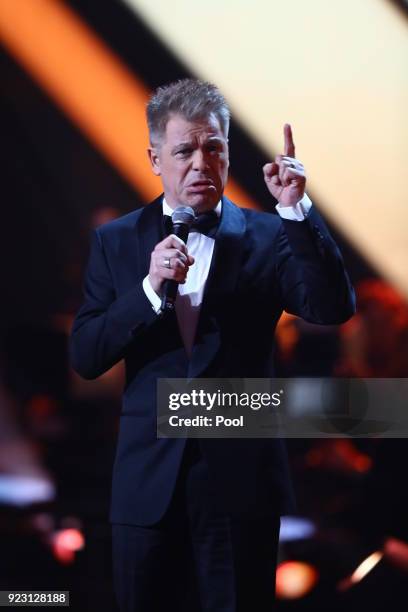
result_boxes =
[160,223,190,312]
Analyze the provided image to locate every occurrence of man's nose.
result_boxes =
[192,150,209,171]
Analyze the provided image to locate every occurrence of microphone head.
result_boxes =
[171,206,195,227]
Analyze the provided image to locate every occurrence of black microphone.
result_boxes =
[161,206,195,312]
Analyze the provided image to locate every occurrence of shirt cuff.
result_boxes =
[142,275,162,314]
[275,193,313,221]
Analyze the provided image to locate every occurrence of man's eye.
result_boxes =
[176,149,191,157]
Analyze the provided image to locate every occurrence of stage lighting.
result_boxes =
[338,550,384,591]
[276,560,319,599]
[51,528,85,565]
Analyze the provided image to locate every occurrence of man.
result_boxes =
[70,79,355,611]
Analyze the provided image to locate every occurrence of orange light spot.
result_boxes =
[276,560,319,600]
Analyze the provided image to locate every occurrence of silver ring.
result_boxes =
[163,257,171,269]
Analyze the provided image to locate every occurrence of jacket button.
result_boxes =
[313,225,324,239]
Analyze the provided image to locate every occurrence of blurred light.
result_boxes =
[351,551,384,583]
[384,537,408,572]
[27,395,57,418]
[354,454,372,473]
[306,440,372,474]
[0,475,55,507]
[279,516,316,542]
[51,528,85,565]
[56,528,84,551]
[338,550,384,591]
[276,560,319,599]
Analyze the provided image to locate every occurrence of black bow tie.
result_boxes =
[163,210,219,238]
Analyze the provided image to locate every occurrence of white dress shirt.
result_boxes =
[142,194,313,356]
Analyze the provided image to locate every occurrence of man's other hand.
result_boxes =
[263,124,307,207]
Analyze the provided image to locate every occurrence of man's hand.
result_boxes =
[263,124,306,207]
[148,234,195,295]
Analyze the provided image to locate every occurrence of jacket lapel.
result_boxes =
[188,197,247,378]
[136,195,165,280]
[135,195,184,351]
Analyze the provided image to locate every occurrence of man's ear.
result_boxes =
[147,147,161,176]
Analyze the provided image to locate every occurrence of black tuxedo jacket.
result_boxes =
[70,195,355,525]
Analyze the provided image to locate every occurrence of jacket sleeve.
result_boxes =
[275,206,356,324]
[70,228,159,380]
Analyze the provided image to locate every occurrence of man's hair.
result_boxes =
[146,78,230,147]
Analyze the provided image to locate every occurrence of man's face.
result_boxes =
[148,113,229,212]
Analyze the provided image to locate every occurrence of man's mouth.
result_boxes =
[187,180,215,192]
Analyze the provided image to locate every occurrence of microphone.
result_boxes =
[161,206,195,312]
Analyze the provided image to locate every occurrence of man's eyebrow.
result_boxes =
[171,136,224,153]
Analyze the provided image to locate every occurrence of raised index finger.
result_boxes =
[284,123,296,158]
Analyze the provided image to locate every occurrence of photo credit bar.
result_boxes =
[157,378,408,439]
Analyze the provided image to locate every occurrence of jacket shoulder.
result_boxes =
[224,196,281,229]
[240,206,283,235]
